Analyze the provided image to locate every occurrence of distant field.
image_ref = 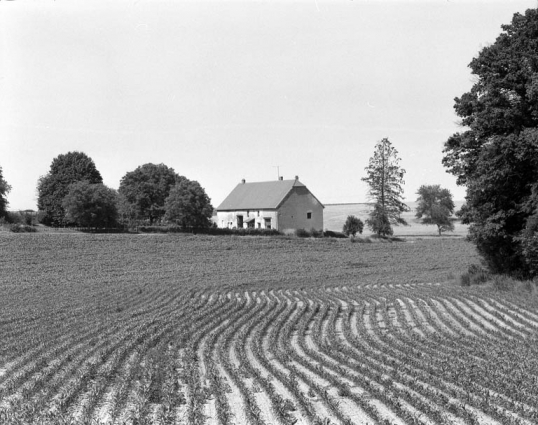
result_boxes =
[324,201,469,236]
[1,233,537,424]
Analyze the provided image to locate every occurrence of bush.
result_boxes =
[492,275,517,291]
[293,228,323,238]
[295,228,310,238]
[349,236,366,243]
[323,230,347,239]
[460,264,490,286]
[309,227,323,238]
[342,215,364,237]
[137,225,281,237]
[9,223,37,233]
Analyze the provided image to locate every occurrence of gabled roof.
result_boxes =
[217,179,308,210]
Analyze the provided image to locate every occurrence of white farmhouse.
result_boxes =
[216,176,324,232]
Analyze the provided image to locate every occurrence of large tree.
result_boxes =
[37,152,103,226]
[415,185,455,236]
[118,163,185,224]
[164,180,213,230]
[362,138,409,236]
[62,181,119,228]
[0,166,11,218]
[442,8,538,276]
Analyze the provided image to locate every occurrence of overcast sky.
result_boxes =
[1,0,537,210]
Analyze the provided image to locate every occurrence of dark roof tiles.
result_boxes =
[217,179,306,210]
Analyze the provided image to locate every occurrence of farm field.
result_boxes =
[1,233,538,424]
[323,202,469,236]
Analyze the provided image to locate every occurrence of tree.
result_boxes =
[0,166,11,218]
[442,8,538,277]
[342,215,364,237]
[415,185,455,236]
[118,163,185,224]
[37,152,103,226]
[164,180,213,231]
[362,138,409,236]
[62,181,118,227]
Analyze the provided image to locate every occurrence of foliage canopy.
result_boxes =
[164,180,213,230]
[0,166,11,218]
[415,185,455,236]
[442,9,538,277]
[362,138,408,236]
[37,152,103,226]
[118,163,185,225]
[342,215,364,237]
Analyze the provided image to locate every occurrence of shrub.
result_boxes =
[518,214,538,277]
[291,228,323,238]
[323,230,347,239]
[342,215,364,237]
[136,225,281,237]
[9,224,37,233]
[309,227,323,238]
[460,264,490,286]
[295,228,310,238]
[492,275,517,291]
[350,236,373,244]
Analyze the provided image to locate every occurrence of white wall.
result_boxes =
[216,210,278,229]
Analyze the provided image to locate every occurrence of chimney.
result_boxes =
[241,179,246,184]
[295,175,299,180]
[279,176,283,181]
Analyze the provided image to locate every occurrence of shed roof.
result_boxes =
[217,179,307,210]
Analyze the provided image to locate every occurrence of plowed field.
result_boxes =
[1,234,537,424]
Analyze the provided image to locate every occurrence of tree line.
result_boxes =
[343,137,456,238]
[1,152,213,230]
[0,146,455,236]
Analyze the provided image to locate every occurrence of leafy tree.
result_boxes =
[415,185,455,236]
[0,166,11,218]
[164,180,213,230]
[362,138,409,236]
[342,215,364,237]
[118,163,185,224]
[366,203,393,236]
[37,152,103,226]
[442,8,538,276]
[62,181,118,227]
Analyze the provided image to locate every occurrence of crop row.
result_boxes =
[1,282,537,424]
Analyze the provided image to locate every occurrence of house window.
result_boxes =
[257,223,261,229]
[307,212,312,219]
[264,218,272,229]
[257,211,260,217]
[247,210,250,217]
[237,215,244,228]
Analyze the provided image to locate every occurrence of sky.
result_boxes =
[1,0,537,210]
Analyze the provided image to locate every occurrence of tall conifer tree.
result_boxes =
[362,138,408,236]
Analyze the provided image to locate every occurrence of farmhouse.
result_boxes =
[216,176,324,232]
